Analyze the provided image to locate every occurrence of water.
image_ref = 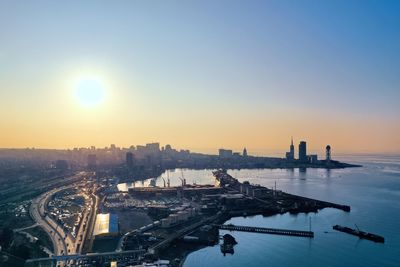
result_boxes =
[117,169,216,191]
[183,155,400,267]
[117,155,400,266]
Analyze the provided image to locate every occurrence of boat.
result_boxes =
[333,225,384,243]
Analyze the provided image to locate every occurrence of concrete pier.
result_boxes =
[217,224,314,238]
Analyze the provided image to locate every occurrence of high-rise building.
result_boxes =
[299,141,307,162]
[126,152,134,168]
[285,137,295,161]
[326,145,331,161]
[290,137,295,158]
[243,148,248,157]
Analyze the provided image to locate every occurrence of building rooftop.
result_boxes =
[93,213,119,236]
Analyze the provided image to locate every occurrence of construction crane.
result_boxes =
[181,169,186,186]
[161,177,166,188]
[167,170,170,187]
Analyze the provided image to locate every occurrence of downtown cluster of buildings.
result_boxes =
[0,140,338,177]
[285,138,332,163]
[73,143,194,171]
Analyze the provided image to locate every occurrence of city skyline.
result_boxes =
[1,1,399,153]
[0,139,383,159]
[1,2,399,266]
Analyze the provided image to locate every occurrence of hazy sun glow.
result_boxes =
[74,78,105,107]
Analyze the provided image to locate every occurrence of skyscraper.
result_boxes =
[243,147,248,157]
[285,137,295,161]
[299,141,307,162]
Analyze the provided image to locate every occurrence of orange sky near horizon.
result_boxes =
[1,100,399,155]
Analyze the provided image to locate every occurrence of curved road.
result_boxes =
[30,183,97,257]
[30,189,68,256]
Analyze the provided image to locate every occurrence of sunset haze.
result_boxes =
[1,1,399,154]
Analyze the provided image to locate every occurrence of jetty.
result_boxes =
[217,224,314,238]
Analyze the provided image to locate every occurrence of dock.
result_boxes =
[217,224,314,238]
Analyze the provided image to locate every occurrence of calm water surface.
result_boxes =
[119,155,400,267]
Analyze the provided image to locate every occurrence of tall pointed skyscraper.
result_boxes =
[290,137,295,159]
[286,137,295,161]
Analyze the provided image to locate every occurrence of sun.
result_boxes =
[74,78,105,107]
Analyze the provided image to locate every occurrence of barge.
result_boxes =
[333,225,384,243]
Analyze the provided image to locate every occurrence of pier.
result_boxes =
[217,224,314,238]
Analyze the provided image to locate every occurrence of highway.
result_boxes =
[81,192,99,253]
[25,249,146,264]
[30,189,68,256]
[74,190,98,254]
[29,173,97,259]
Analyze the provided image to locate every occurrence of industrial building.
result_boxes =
[128,185,222,198]
[93,213,119,237]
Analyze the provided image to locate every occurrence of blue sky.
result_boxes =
[0,0,399,153]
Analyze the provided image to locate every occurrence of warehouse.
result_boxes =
[93,213,119,237]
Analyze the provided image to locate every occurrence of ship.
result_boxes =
[333,225,384,243]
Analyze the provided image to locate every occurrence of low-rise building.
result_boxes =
[93,213,119,237]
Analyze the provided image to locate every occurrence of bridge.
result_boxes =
[25,249,146,265]
[217,224,314,238]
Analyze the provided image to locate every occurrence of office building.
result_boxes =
[299,141,307,162]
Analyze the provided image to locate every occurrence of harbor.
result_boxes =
[116,169,353,266]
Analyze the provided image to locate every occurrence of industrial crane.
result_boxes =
[181,169,186,186]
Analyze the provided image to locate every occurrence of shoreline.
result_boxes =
[118,163,362,183]
[162,206,338,267]
[152,170,351,266]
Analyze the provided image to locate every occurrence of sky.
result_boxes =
[0,0,399,155]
